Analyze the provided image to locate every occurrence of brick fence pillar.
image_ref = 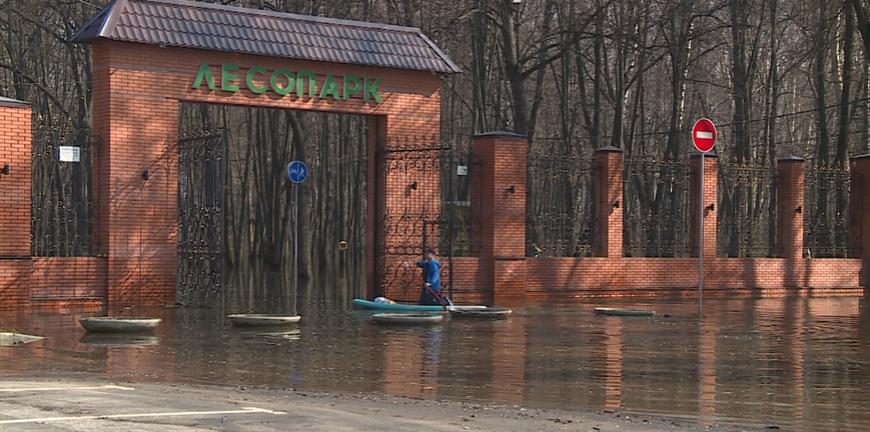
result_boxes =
[593,147,623,257]
[471,132,527,305]
[0,98,33,310]
[777,156,805,260]
[850,155,870,287]
[690,154,718,258]
[0,99,31,257]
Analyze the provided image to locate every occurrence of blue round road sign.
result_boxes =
[287,160,308,184]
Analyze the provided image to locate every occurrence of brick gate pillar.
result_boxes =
[471,132,527,305]
[0,99,31,257]
[0,98,32,310]
[850,155,870,287]
[690,154,718,258]
[777,156,805,260]
[593,147,623,258]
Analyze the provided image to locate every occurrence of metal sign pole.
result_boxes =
[294,184,299,302]
[698,154,704,317]
[447,150,455,301]
[691,118,715,319]
[287,160,308,304]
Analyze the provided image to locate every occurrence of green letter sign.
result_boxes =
[192,62,215,90]
[193,63,383,104]
[245,66,268,94]
[221,64,240,92]
[271,68,295,96]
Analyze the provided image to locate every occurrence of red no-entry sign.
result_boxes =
[691,118,717,153]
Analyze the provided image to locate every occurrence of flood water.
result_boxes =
[1,293,868,431]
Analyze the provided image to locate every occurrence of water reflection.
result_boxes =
[221,262,365,316]
[79,333,160,347]
[1,296,868,430]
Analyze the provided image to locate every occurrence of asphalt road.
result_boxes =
[0,376,756,431]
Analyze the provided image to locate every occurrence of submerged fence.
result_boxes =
[804,165,851,258]
[717,161,775,258]
[525,144,594,257]
[622,155,692,257]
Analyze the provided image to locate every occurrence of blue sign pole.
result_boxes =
[287,161,307,298]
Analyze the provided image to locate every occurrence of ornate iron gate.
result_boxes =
[377,140,473,299]
[177,128,225,307]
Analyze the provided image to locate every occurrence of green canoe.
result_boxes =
[351,298,486,312]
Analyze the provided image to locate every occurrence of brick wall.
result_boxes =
[778,157,805,259]
[30,257,107,300]
[444,257,489,304]
[0,257,106,312]
[0,259,31,312]
[90,40,443,306]
[464,135,865,305]
[525,258,862,300]
[470,133,528,304]
[0,101,32,257]
[593,147,623,257]
[690,154,718,258]
[0,100,32,312]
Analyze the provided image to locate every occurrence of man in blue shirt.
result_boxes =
[416,248,445,305]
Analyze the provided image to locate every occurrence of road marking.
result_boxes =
[695,131,713,139]
[0,406,287,424]
[0,384,135,393]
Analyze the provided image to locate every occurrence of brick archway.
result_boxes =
[75,0,459,308]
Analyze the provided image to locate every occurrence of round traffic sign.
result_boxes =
[691,118,717,153]
[287,160,308,184]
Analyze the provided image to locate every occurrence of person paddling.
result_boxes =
[416,248,448,306]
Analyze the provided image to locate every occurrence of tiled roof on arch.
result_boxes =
[71,0,461,74]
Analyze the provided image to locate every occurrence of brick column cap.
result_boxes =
[472,131,527,140]
[690,152,718,159]
[778,155,804,162]
[0,96,30,108]
[850,154,870,161]
[594,145,623,153]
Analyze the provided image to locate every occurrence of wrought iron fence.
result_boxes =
[439,147,476,257]
[526,147,594,257]
[177,128,225,307]
[31,126,93,256]
[717,161,775,257]
[623,156,692,257]
[804,164,851,258]
[378,137,445,259]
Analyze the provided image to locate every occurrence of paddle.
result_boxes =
[424,283,449,311]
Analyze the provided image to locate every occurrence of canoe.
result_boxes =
[227,314,301,327]
[79,317,161,333]
[371,313,444,325]
[448,306,513,319]
[593,307,655,317]
[351,298,486,312]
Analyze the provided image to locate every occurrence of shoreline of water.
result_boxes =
[0,296,867,431]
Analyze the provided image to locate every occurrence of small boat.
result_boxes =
[351,298,486,312]
[79,317,161,333]
[227,314,302,327]
[594,307,655,317]
[371,313,444,325]
[0,332,43,346]
[448,306,513,319]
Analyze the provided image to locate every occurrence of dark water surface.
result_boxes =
[2,295,868,431]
